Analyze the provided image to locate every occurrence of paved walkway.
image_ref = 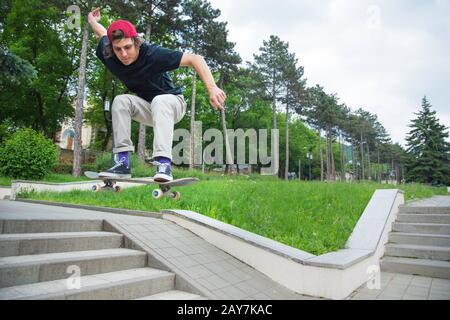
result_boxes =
[405,195,450,207]
[1,197,449,300]
[349,272,450,300]
[0,200,316,300]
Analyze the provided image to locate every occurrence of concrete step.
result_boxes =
[0,267,175,300]
[385,243,450,261]
[399,206,450,214]
[397,214,450,224]
[135,290,204,300]
[381,256,450,279]
[0,232,123,257]
[388,232,450,247]
[0,248,146,288]
[0,219,104,234]
[392,222,450,235]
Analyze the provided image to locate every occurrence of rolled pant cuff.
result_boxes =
[152,152,172,161]
[113,146,135,154]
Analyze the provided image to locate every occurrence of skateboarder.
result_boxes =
[87,8,226,182]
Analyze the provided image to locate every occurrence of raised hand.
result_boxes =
[208,86,226,112]
[88,7,101,23]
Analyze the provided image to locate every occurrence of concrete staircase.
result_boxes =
[0,219,204,300]
[381,205,450,279]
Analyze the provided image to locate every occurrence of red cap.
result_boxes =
[107,20,138,43]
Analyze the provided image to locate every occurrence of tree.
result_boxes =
[405,96,450,184]
[280,53,306,180]
[251,35,291,176]
[0,0,75,139]
[303,85,341,181]
[203,19,241,173]
[180,0,220,170]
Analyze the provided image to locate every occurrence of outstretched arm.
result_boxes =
[180,53,226,111]
[87,7,107,40]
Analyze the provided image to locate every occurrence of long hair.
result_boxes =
[104,29,144,59]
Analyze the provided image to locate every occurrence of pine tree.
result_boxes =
[405,96,450,185]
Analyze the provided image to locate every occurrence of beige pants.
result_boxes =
[111,94,186,160]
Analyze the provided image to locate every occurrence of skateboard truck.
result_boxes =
[151,185,180,200]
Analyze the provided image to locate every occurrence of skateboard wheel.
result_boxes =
[171,191,180,200]
[152,189,163,199]
[92,184,102,192]
[114,186,122,193]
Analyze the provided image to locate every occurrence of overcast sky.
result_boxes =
[208,0,450,146]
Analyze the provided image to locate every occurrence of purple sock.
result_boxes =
[118,151,130,166]
[155,156,171,165]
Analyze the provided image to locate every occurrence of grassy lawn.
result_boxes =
[18,171,448,256]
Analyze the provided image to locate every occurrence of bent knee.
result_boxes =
[112,94,132,109]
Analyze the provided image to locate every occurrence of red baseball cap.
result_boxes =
[107,20,138,43]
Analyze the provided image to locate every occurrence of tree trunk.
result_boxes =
[319,129,324,181]
[220,77,234,174]
[367,143,371,180]
[360,132,365,180]
[325,129,330,181]
[352,143,356,181]
[284,96,289,180]
[221,110,234,174]
[271,78,278,177]
[72,24,89,178]
[189,71,197,170]
[329,127,335,180]
[377,147,381,183]
[339,132,345,181]
[325,126,335,181]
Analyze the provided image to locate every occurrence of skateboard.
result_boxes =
[84,171,198,200]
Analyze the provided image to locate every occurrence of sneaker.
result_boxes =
[153,161,173,182]
[99,157,131,179]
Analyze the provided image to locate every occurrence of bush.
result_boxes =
[52,163,98,175]
[0,128,58,179]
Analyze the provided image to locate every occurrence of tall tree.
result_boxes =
[252,35,291,176]
[1,0,75,139]
[280,53,306,179]
[405,96,450,184]
[203,20,241,173]
[180,0,220,170]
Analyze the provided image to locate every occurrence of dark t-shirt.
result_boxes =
[95,35,183,102]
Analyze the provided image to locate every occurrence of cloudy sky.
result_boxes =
[208,0,450,146]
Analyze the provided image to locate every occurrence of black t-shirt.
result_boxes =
[95,35,183,102]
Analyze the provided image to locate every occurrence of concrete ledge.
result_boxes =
[162,189,405,300]
[0,187,10,200]
[10,178,153,200]
[303,249,372,269]
[345,189,404,251]
[161,209,315,263]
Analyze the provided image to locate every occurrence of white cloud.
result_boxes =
[209,0,450,146]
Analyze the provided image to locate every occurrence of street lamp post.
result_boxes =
[298,159,301,180]
[307,152,313,180]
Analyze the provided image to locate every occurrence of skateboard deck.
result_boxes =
[84,171,198,200]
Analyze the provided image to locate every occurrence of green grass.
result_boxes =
[19,174,448,256]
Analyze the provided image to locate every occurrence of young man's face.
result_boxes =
[112,38,139,65]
